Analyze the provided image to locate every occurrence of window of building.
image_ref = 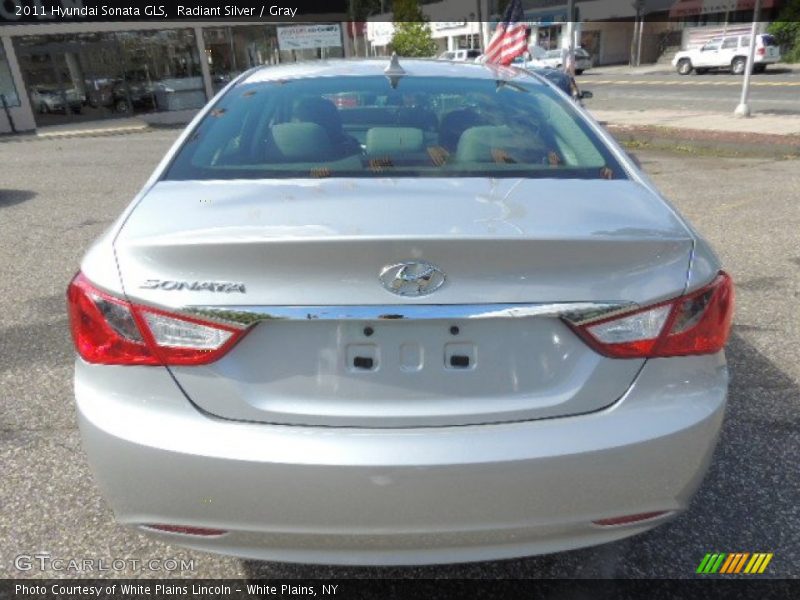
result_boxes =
[14,28,206,127]
[203,26,280,94]
[0,45,19,107]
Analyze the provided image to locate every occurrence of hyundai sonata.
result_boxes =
[69,58,733,565]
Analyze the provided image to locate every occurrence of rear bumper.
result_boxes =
[75,354,727,565]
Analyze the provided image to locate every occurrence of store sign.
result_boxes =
[431,22,467,32]
[366,21,394,46]
[277,24,342,51]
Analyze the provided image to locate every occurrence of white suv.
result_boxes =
[672,33,781,75]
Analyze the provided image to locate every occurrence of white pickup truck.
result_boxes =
[672,33,781,75]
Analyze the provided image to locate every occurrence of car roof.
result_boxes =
[240,58,547,86]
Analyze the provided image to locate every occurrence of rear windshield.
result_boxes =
[760,34,777,47]
[163,75,625,181]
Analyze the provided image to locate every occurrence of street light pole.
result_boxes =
[631,0,645,67]
[734,0,761,118]
[565,0,575,76]
[480,0,491,51]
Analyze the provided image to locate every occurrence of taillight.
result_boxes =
[67,272,247,366]
[569,272,733,359]
[757,47,766,56]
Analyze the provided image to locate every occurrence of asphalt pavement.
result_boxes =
[581,66,800,115]
[0,130,797,578]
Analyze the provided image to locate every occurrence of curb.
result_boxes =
[604,123,800,159]
[38,124,149,139]
[0,123,152,143]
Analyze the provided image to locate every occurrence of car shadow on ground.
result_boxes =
[242,331,797,578]
[0,189,36,208]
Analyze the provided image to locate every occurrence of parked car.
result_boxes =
[69,58,733,566]
[112,70,157,113]
[84,78,116,110]
[437,48,482,62]
[29,86,83,114]
[530,47,593,74]
[672,33,781,75]
[527,67,593,105]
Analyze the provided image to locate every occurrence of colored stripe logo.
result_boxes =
[697,553,773,574]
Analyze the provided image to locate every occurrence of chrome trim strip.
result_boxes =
[181,302,637,328]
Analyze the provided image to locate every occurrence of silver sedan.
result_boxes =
[69,58,733,565]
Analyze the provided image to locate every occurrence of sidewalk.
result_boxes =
[36,117,149,138]
[594,108,800,157]
[593,108,800,136]
[588,64,673,76]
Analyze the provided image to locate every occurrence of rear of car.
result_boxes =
[71,60,732,565]
[574,48,592,74]
[753,33,781,67]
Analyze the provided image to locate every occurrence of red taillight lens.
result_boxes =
[570,272,734,359]
[757,47,766,56]
[67,272,247,366]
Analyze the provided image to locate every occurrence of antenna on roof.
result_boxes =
[384,52,406,89]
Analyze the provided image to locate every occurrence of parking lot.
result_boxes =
[0,129,798,578]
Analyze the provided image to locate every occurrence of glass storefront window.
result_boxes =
[0,45,20,107]
[115,29,205,113]
[14,28,206,127]
[204,26,280,93]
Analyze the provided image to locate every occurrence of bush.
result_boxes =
[768,0,800,62]
[391,21,437,57]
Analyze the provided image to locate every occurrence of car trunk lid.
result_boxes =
[115,177,693,427]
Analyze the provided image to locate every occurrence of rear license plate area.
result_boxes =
[343,321,476,373]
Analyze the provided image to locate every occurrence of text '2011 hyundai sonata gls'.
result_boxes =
[69,58,733,565]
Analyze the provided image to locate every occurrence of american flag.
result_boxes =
[483,0,529,66]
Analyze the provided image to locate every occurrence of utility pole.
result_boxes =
[480,0,491,51]
[565,0,575,76]
[636,13,644,66]
[734,0,761,117]
[631,0,645,67]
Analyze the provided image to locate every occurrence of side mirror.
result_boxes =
[579,90,593,99]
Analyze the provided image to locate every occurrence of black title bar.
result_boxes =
[3,579,798,600]
[0,0,792,25]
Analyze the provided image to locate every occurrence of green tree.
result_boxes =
[390,0,436,57]
[391,22,438,57]
[392,0,424,21]
[768,0,800,62]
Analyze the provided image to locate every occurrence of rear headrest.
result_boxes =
[293,97,343,136]
[269,122,334,162]
[366,127,424,155]
[455,125,526,163]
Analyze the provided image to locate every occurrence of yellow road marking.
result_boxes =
[588,79,800,87]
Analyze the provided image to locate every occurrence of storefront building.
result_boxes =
[0,21,346,134]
